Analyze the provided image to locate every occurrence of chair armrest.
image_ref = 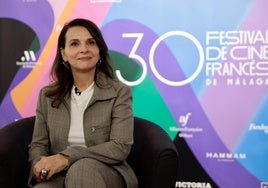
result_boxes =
[127,117,178,188]
[0,116,35,188]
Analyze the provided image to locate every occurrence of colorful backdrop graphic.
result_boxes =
[1,0,268,187]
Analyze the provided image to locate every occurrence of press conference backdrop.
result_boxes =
[0,0,267,187]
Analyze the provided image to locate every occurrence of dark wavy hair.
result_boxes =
[45,18,114,108]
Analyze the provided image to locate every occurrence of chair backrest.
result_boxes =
[127,117,178,188]
[0,116,35,188]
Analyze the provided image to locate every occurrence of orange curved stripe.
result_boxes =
[11,0,79,113]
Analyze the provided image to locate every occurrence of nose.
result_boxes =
[79,44,89,53]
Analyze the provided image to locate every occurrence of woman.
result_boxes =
[28,18,138,188]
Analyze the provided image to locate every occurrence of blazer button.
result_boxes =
[91,127,96,132]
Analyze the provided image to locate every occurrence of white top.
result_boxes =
[68,82,94,147]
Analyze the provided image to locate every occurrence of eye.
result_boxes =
[70,41,79,46]
[88,39,96,46]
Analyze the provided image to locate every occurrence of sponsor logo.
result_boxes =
[175,181,212,188]
[206,152,246,162]
[179,112,192,127]
[249,123,268,134]
[169,112,203,138]
[16,50,41,68]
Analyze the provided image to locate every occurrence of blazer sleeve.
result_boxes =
[28,88,50,165]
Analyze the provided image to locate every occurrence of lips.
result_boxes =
[78,56,91,60]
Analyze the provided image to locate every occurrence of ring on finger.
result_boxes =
[41,169,48,177]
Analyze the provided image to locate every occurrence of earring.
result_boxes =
[97,59,102,67]
[63,61,70,69]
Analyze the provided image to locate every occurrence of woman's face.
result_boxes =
[61,26,100,74]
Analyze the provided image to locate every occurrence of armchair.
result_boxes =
[0,116,178,188]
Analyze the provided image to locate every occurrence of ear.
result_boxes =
[60,48,67,62]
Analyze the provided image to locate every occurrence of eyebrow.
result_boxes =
[68,37,95,41]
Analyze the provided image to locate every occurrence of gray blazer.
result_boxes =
[28,72,138,187]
